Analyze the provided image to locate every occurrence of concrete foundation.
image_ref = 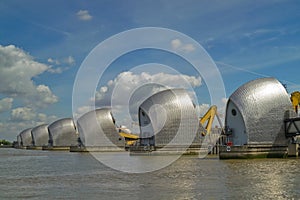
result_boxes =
[287,143,299,157]
[70,146,124,152]
[128,144,224,156]
[26,146,43,150]
[219,144,288,159]
[42,146,71,151]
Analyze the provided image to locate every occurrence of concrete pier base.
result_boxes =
[287,143,299,157]
[70,146,124,152]
[26,146,43,150]
[42,146,71,151]
[219,144,288,159]
[129,145,208,156]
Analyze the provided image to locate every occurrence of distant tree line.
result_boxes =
[0,139,12,145]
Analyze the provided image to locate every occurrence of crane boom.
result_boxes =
[118,105,224,148]
[291,91,300,114]
[199,105,224,136]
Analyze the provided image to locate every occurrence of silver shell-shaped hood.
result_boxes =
[31,124,49,146]
[225,77,295,145]
[17,135,21,146]
[77,108,123,147]
[19,128,33,146]
[139,88,199,147]
[48,118,78,147]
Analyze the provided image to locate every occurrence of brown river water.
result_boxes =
[0,148,299,199]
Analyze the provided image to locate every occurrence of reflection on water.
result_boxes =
[0,148,299,199]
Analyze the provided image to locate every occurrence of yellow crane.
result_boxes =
[118,105,224,148]
[118,126,139,148]
[291,91,300,114]
[199,105,224,136]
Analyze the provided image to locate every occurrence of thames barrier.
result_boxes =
[14,77,300,158]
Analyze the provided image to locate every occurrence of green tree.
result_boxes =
[0,140,12,145]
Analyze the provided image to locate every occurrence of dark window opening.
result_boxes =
[231,109,237,116]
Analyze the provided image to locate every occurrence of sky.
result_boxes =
[0,0,300,141]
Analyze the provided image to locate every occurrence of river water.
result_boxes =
[0,148,299,200]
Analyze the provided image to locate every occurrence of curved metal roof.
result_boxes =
[48,118,78,147]
[19,128,33,146]
[31,124,49,146]
[226,77,295,144]
[139,88,200,146]
[17,135,21,146]
[77,108,123,147]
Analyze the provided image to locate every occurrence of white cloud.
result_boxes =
[10,106,58,124]
[64,56,75,65]
[0,45,58,107]
[0,98,13,113]
[77,10,92,21]
[75,71,202,125]
[171,38,196,53]
[36,113,57,124]
[196,99,227,128]
[0,44,61,140]
[95,71,202,107]
[0,45,48,95]
[171,39,182,49]
[73,71,202,130]
[36,85,58,105]
[1,109,58,140]
[47,56,75,74]
[47,58,60,65]
[47,67,63,74]
[11,107,36,121]
[74,105,93,119]
[196,104,210,117]
[182,43,195,52]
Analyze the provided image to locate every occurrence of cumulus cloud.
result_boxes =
[74,71,202,123]
[0,44,61,140]
[171,39,182,49]
[64,56,75,65]
[47,58,60,65]
[47,56,75,74]
[47,67,63,74]
[36,85,58,105]
[10,106,58,123]
[1,109,58,140]
[77,10,92,21]
[70,71,201,130]
[0,45,58,107]
[196,104,210,117]
[0,45,48,95]
[11,107,36,121]
[74,105,93,119]
[171,38,195,53]
[94,71,202,107]
[0,98,13,113]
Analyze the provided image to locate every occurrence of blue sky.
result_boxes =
[0,0,300,141]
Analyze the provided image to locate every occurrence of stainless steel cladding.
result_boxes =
[225,77,295,146]
[77,108,123,147]
[17,135,21,146]
[19,128,33,147]
[139,88,199,147]
[31,124,49,146]
[48,118,78,147]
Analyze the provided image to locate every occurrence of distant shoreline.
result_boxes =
[0,145,13,148]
